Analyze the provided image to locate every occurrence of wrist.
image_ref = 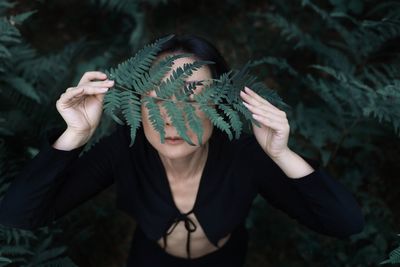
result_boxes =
[268,147,292,162]
[269,148,315,179]
[66,126,93,136]
[52,128,92,151]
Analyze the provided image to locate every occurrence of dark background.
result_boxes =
[1,0,399,266]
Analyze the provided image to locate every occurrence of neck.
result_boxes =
[158,142,209,182]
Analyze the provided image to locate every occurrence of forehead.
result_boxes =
[154,52,212,80]
[145,52,212,97]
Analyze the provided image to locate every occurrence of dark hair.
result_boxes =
[154,34,230,79]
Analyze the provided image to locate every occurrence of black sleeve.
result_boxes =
[0,127,119,230]
[243,134,365,239]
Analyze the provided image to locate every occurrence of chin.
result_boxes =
[157,145,195,160]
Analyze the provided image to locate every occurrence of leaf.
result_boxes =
[3,75,41,103]
[120,90,142,147]
[9,10,37,25]
[182,102,204,145]
[142,95,166,143]
[103,88,124,125]
[162,100,194,145]
[104,36,289,146]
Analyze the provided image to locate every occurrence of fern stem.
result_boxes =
[111,83,220,106]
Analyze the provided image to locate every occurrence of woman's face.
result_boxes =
[140,53,214,160]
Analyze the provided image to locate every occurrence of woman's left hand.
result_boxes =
[240,86,290,159]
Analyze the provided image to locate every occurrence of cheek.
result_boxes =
[189,108,213,142]
[140,105,148,124]
[141,105,155,133]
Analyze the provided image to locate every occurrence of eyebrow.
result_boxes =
[184,80,205,85]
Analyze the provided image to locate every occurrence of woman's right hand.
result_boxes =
[56,71,114,136]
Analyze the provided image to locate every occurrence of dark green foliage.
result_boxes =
[103,35,288,147]
[0,0,399,266]
[0,3,81,267]
[247,0,400,266]
[380,235,400,265]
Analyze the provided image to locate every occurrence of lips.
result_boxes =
[165,136,184,145]
[166,136,183,140]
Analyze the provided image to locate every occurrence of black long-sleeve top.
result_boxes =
[0,123,365,261]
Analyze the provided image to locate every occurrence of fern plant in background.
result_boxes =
[244,0,400,266]
[380,235,400,265]
[1,0,400,266]
[103,34,290,147]
[0,2,82,266]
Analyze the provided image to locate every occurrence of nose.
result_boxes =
[160,103,172,126]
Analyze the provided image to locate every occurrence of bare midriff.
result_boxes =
[156,216,232,259]
[156,153,231,259]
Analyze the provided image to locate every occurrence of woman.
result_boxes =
[0,34,364,267]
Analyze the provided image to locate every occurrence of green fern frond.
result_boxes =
[301,0,354,44]
[149,53,192,83]
[175,80,201,102]
[0,1,16,14]
[367,1,400,19]
[142,95,166,143]
[162,100,194,145]
[249,56,299,76]
[263,12,351,69]
[104,36,289,145]
[219,103,243,139]
[306,75,345,115]
[0,245,34,256]
[29,246,67,266]
[0,17,21,45]
[0,256,12,264]
[380,244,400,264]
[36,257,78,267]
[9,10,37,25]
[106,34,174,92]
[120,90,142,147]
[2,76,41,103]
[182,102,204,146]
[103,88,124,125]
[155,60,213,99]
[199,103,233,140]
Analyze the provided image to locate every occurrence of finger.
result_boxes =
[66,88,73,92]
[81,80,114,88]
[78,71,108,85]
[243,102,286,122]
[57,88,84,108]
[240,91,286,118]
[244,86,273,107]
[61,87,84,101]
[60,86,108,102]
[252,113,289,131]
[242,99,285,118]
[243,86,283,112]
[240,89,268,107]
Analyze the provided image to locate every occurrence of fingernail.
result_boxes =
[100,88,109,92]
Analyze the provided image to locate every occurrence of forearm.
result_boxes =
[52,128,92,151]
[270,148,315,179]
[0,129,86,230]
